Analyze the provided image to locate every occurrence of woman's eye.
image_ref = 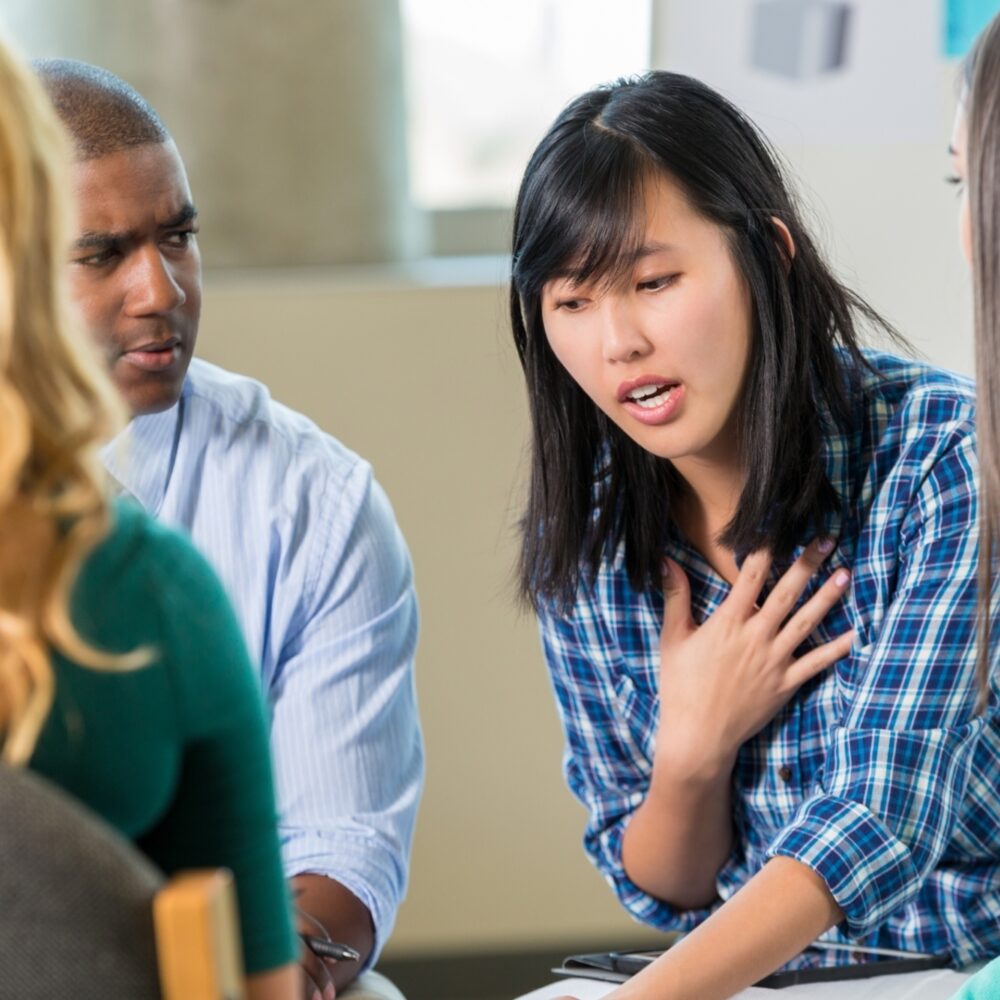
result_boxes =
[637,274,678,292]
[945,175,965,195]
[554,298,586,311]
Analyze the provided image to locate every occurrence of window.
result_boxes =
[401,0,652,253]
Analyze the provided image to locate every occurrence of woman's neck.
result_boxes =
[672,454,744,586]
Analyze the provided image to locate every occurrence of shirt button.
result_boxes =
[778,765,793,783]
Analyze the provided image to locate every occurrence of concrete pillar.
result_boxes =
[2,0,422,266]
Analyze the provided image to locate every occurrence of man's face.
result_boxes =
[68,140,201,416]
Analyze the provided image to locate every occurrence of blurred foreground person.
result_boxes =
[944,10,1000,1000]
[0,34,298,1000]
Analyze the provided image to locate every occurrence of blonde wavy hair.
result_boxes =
[0,37,140,765]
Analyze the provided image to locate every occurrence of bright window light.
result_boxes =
[401,0,652,210]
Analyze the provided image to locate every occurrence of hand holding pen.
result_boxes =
[295,899,359,1000]
[302,934,361,963]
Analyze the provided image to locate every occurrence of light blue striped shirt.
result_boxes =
[102,358,423,963]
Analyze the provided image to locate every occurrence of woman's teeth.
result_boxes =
[627,384,675,408]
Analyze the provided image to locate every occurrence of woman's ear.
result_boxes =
[770,216,796,267]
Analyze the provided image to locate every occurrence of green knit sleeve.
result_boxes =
[121,509,298,975]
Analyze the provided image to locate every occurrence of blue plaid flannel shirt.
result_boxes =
[539,352,1000,965]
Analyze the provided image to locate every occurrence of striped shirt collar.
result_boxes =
[102,373,190,516]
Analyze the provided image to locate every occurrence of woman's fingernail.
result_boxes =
[817,537,835,554]
[662,559,671,579]
[835,570,850,587]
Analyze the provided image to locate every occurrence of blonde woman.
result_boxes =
[0,36,299,1000]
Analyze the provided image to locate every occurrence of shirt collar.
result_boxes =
[101,378,188,516]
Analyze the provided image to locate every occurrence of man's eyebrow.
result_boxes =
[71,203,198,252]
[72,230,126,251]
[162,203,198,229]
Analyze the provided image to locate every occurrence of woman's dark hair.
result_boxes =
[511,71,898,612]
[965,15,1000,709]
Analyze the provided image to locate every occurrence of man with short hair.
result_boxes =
[36,59,423,999]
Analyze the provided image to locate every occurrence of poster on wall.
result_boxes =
[655,0,942,144]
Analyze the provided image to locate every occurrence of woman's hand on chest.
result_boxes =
[654,539,855,780]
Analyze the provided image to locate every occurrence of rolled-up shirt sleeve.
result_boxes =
[767,416,985,936]
[269,462,422,967]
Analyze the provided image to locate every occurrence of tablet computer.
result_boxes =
[552,940,949,988]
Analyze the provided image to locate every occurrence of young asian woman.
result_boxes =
[512,72,999,999]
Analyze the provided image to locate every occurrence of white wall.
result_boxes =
[651,0,974,375]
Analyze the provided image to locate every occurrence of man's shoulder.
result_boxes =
[184,358,333,440]
[76,499,227,621]
[182,359,364,483]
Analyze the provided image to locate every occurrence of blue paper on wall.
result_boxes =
[946,0,1000,57]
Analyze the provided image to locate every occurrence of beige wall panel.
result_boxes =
[198,276,663,955]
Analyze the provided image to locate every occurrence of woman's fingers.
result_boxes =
[660,558,696,646]
[784,628,856,691]
[726,549,774,615]
[756,538,836,629]
[771,567,851,662]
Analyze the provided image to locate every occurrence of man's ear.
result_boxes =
[770,216,796,268]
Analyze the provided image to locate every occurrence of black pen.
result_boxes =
[302,935,360,962]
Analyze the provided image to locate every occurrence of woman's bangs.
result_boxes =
[562,159,650,293]
[516,132,651,298]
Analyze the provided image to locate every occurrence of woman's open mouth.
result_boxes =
[620,379,685,425]
[626,382,679,408]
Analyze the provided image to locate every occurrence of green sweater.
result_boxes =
[28,499,297,974]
